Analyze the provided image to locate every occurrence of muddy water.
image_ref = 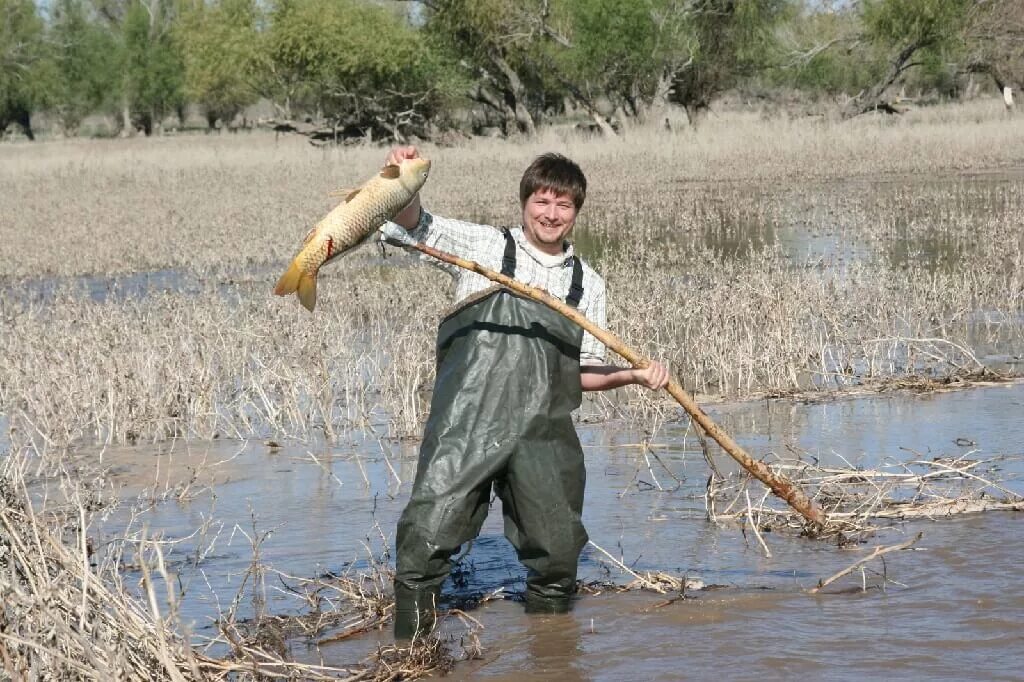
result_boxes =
[93,381,1024,680]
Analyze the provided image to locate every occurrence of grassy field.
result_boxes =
[2,98,1023,452]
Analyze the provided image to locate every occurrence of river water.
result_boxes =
[90,380,1024,680]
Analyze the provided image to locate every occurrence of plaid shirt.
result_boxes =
[386,210,608,364]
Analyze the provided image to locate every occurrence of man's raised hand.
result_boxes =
[386,146,419,167]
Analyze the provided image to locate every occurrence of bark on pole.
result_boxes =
[400,236,828,529]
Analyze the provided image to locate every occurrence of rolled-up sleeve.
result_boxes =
[384,210,498,276]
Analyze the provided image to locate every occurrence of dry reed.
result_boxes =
[0,448,463,680]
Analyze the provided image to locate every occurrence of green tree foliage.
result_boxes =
[0,0,52,137]
[121,0,184,133]
[49,0,120,133]
[772,3,887,95]
[551,0,690,119]
[847,0,969,112]
[671,0,789,120]
[419,0,557,135]
[861,0,967,47]
[91,0,184,135]
[177,0,261,128]
[772,0,973,108]
[261,0,460,139]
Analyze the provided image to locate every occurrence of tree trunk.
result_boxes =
[964,59,1009,95]
[590,111,617,137]
[468,82,510,136]
[12,105,34,141]
[119,90,133,138]
[685,101,709,129]
[648,72,673,122]
[512,101,536,136]
[489,51,536,136]
[843,42,925,118]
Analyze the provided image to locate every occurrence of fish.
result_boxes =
[274,157,431,311]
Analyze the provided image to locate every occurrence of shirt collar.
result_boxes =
[511,226,575,268]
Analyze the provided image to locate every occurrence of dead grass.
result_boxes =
[1,99,1022,448]
[0,448,462,681]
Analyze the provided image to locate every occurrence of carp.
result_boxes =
[274,157,431,311]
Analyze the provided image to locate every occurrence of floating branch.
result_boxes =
[810,532,924,594]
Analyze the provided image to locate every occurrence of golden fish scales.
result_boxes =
[274,157,431,311]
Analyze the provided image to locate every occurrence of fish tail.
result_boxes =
[273,258,318,311]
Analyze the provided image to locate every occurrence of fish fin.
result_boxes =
[296,273,317,312]
[273,259,318,312]
[380,164,401,180]
[273,259,303,296]
[327,187,360,202]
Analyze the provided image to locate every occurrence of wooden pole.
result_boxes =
[398,235,827,529]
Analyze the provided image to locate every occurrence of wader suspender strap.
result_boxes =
[566,257,584,308]
[501,228,516,277]
[500,228,585,308]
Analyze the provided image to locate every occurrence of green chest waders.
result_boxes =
[394,231,588,639]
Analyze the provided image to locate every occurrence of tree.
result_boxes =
[49,0,120,134]
[669,0,789,124]
[415,0,560,135]
[92,0,184,135]
[260,0,462,141]
[772,3,886,97]
[547,0,692,130]
[963,0,1024,95]
[848,0,969,115]
[121,0,184,133]
[549,0,788,130]
[0,0,51,138]
[177,0,261,128]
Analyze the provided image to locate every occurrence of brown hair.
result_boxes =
[519,153,587,210]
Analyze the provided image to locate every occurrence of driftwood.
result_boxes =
[711,452,1023,538]
[259,118,368,146]
[809,532,923,594]
[380,224,827,529]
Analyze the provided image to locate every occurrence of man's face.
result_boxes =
[521,187,578,255]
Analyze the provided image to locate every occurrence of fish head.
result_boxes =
[397,157,431,193]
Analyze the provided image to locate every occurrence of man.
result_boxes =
[382,146,669,639]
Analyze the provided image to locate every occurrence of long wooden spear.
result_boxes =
[381,224,827,529]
